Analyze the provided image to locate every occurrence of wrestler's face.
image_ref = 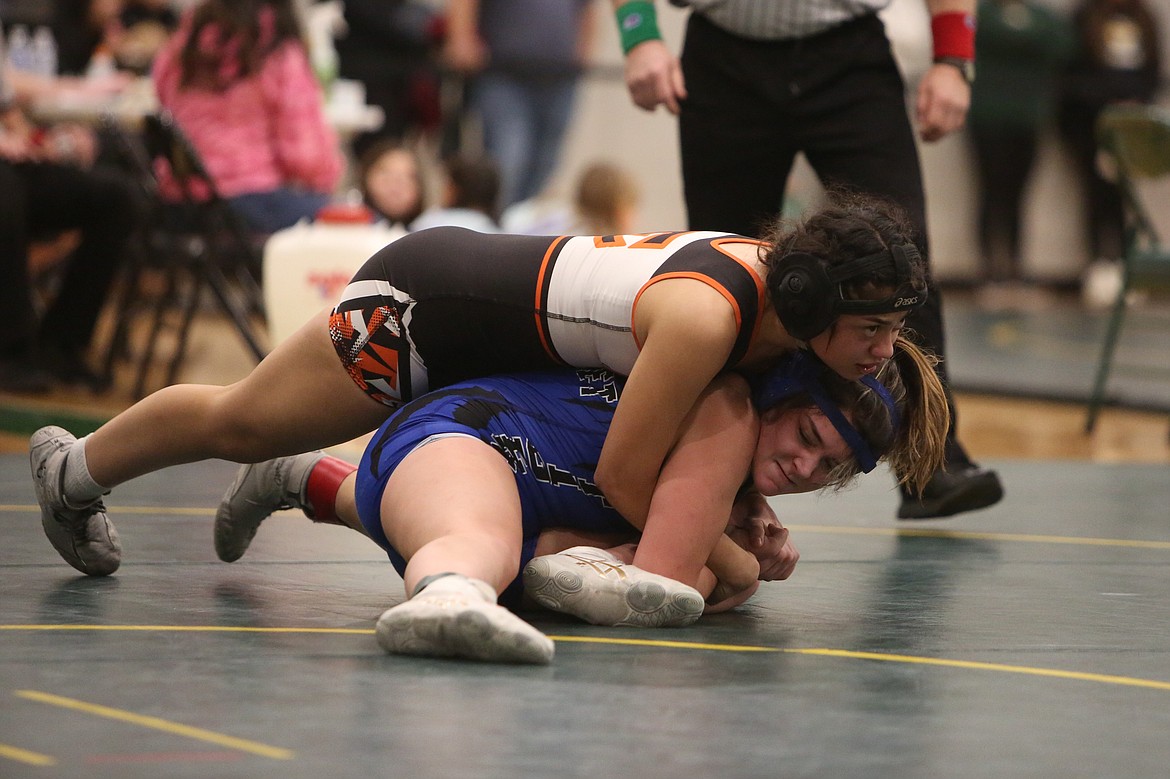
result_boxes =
[751,406,854,496]
[808,313,905,380]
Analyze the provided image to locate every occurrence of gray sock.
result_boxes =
[411,572,462,598]
[61,436,108,507]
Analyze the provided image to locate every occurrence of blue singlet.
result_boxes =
[354,369,634,606]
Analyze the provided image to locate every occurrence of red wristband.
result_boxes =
[931,12,976,61]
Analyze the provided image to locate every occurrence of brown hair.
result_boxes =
[759,190,929,332]
[574,162,640,235]
[178,0,304,91]
[443,154,501,221]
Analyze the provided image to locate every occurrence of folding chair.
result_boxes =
[100,112,269,398]
[1084,104,1170,434]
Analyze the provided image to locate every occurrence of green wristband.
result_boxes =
[616,1,662,55]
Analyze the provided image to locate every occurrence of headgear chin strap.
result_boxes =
[750,351,899,473]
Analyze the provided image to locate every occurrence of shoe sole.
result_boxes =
[523,556,704,628]
[376,600,554,665]
[30,426,121,576]
[898,473,1005,520]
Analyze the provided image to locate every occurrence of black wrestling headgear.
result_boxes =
[774,243,927,341]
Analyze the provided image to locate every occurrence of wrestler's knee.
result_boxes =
[200,390,288,462]
[475,532,523,576]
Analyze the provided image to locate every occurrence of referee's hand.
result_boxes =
[624,39,687,114]
[915,63,971,142]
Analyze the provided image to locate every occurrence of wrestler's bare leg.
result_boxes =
[374,436,553,663]
[379,436,524,597]
[85,309,392,488]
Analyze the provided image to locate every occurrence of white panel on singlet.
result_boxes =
[542,232,728,373]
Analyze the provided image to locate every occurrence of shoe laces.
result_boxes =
[60,498,107,534]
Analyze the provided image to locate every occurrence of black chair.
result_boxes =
[1084,105,1170,435]
[100,112,269,398]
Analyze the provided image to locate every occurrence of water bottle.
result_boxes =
[7,25,34,73]
[31,26,58,78]
[86,44,117,80]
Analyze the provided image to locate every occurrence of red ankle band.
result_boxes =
[304,456,357,526]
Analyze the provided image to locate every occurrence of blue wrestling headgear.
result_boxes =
[751,351,900,473]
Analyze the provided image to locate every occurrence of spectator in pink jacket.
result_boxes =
[152,0,342,233]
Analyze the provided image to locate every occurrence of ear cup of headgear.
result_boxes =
[774,252,838,341]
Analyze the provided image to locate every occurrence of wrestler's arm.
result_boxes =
[628,372,759,591]
[702,499,801,612]
[594,278,740,531]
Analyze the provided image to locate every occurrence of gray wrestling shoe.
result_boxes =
[376,575,555,665]
[523,546,705,628]
[214,451,326,562]
[30,426,121,577]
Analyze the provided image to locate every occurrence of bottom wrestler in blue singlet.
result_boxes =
[355,369,635,607]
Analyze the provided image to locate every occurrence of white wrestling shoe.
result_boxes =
[523,546,705,628]
[376,575,555,665]
[30,426,121,576]
[214,451,326,562]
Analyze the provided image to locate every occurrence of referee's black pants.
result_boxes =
[679,12,972,469]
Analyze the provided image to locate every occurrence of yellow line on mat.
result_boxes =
[0,743,56,767]
[5,624,1168,692]
[780,648,1170,692]
[553,639,1170,691]
[14,691,293,760]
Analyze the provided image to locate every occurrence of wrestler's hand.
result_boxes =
[624,39,686,114]
[726,489,771,549]
[915,63,970,142]
[752,522,799,581]
[726,491,799,581]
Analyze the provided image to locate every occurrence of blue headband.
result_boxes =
[750,351,900,473]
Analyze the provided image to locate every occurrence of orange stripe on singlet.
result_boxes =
[711,237,769,351]
[630,271,743,352]
[629,238,768,354]
[533,235,572,363]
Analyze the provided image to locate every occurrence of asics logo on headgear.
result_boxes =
[894,296,919,308]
